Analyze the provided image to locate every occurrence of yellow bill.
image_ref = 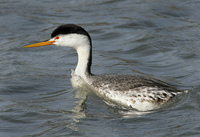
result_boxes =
[23,40,55,48]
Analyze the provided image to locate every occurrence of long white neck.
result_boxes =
[74,43,92,81]
[54,34,92,82]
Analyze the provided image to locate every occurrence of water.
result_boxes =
[1,0,200,136]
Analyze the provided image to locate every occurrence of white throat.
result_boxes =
[53,34,92,82]
[75,43,91,81]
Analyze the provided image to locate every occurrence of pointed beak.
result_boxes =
[23,40,55,48]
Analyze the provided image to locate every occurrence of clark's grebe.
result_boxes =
[23,24,188,111]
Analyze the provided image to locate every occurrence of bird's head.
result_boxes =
[23,24,91,49]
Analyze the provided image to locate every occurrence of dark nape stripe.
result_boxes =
[51,24,93,74]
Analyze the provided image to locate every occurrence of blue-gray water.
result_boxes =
[1,0,200,136]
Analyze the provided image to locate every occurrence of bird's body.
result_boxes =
[91,74,185,111]
[71,73,185,111]
[24,24,187,111]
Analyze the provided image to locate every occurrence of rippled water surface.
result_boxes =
[1,0,200,136]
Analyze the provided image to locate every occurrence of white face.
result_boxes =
[50,34,90,49]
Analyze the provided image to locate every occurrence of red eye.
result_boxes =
[55,36,59,39]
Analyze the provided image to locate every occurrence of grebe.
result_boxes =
[23,24,188,111]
